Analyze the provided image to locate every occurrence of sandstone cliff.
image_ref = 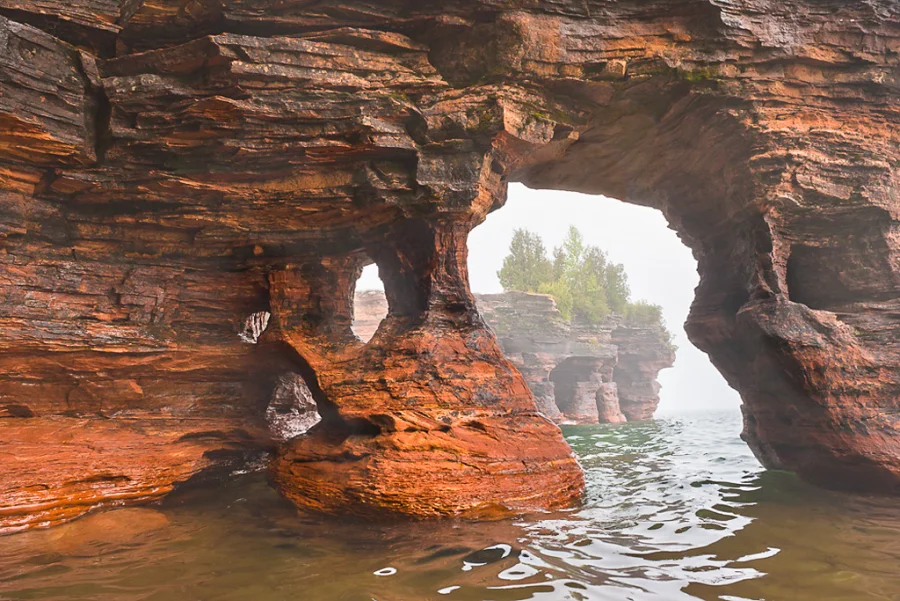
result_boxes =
[0,0,898,531]
[481,292,674,424]
[354,290,675,425]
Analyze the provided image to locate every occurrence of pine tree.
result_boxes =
[497,229,552,292]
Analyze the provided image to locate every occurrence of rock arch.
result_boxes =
[267,221,582,517]
[0,1,897,529]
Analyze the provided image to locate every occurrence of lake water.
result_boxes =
[2,410,899,600]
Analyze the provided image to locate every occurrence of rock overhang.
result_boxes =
[0,0,899,531]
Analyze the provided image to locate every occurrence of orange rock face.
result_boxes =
[0,418,268,535]
[355,290,675,425]
[0,0,898,530]
[267,220,582,517]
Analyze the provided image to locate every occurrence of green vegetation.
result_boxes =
[622,300,664,326]
[678,67,715,82]
[498,226,673,342]
[497,229,553,293]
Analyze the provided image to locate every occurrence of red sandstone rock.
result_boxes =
[268,220,582,518]
[357,290,674,424]
[0,418,268,535]
[549,357,611,424]
[597,383,627,425]
[0,0,898,530]
[45,508,170,556]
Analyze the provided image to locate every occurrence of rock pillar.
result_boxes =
[270,218,584,518]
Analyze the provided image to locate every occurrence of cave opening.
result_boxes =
[352,263,388,344]
[467,183,741,424]
[549,357,615,424]
[346,183,740,425]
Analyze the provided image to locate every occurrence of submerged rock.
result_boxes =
[47,508,170,557]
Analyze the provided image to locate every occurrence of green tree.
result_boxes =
[624,300,675,349]
[537,280,574,320]
[604,263,630,314]
[497,229,552,292]
[555,228,610,322]
[551,246,567,281]
[496,225,672,343]
[623,300,663,325]
[560,226,585,271]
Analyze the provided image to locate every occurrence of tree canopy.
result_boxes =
[498,229,552,292]
[497,226,672,340]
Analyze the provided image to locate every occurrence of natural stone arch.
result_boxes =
[549,356,615,424]
[268,218,582,517]
[503,33,900,492]
[0,0,897,530]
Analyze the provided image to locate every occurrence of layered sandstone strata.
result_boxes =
[478,291,675,424]
[355,290,674,424]
[267,225,583,518]
[613,326,679,421]
[0,0,898,530]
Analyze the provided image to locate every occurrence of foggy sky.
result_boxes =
[356,183,741,414]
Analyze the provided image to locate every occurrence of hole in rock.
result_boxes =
[347,185,741,423]
[265,371,322,442]
[467,183,740,423]
[549,357,611,424]
[353,262,388,343]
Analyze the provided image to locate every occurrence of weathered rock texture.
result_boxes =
[356,290,674,424]
[265,373,321,443]
[0,0,898,529]
[613,325,678,421]
[477,291,675,424]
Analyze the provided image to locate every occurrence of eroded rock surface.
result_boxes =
[0,418,267,534]
[611,326,677,421]
[0,0,898,529]
[476,291,674,423]
[267,224,582,518]
[597,383,627,425]
[355,290,674,424]
[265,373,321,442]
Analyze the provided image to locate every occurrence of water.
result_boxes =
[2,410,899,601]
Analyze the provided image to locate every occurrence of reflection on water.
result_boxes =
[2,411,900,600]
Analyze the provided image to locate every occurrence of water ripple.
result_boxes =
[2,410,899,600]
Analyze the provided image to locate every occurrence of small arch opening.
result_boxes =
[352,263,388,343]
